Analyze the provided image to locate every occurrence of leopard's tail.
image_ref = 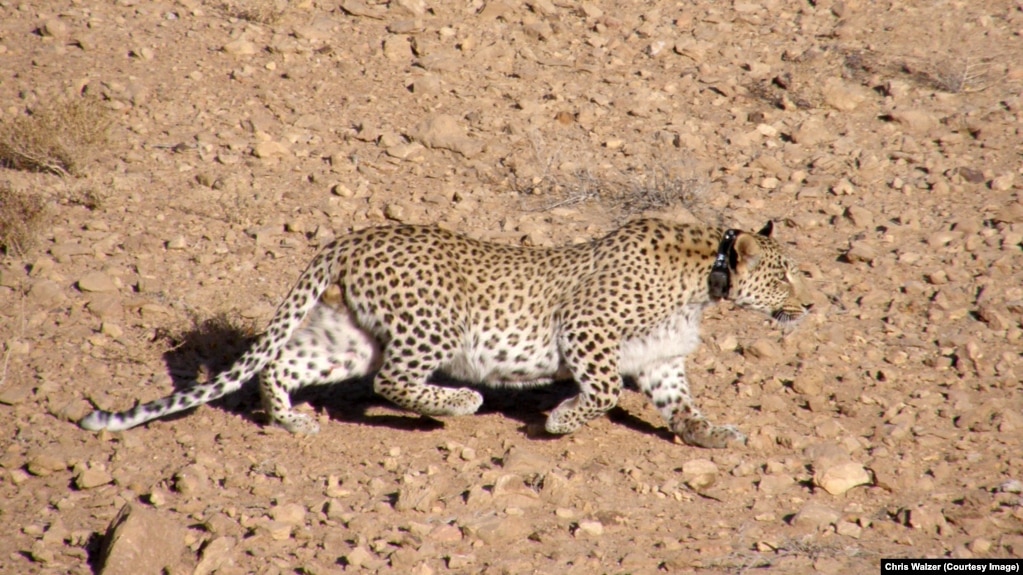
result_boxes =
[79,241,344,432]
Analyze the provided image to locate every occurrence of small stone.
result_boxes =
[792,372,823,396]
[345,546,373,567]
[252,141,289,158]
[681,459,719,490]
[28,280,66,308]
[166,235,187,250]
[409,114,484,158]
[844,205,874,228]
[791,501,841,530]
[908,505,948,534]
[791,117,833,146]
[836,520,863,538]
[101,322,124,338]
[814,460,871,495]
[463,515,530,544]
[0,385,32,405]
[270,503,306,526]
[745,338,781,360]
[27,453,67,476]
[395,475,442,512]
[446,554,476,569]
[258,520,293,541]
[845,241,877,263]
[75,466,113,489]
[994,202,1023,224]
[428,524,462,543]
[757,473,795,494]
[193,536,236,575]
[383,203,408,222]
[997,479,1023,494]
[969,538,992,554]
[40,19,68,38]
[887,109,938,134]
[575,520,604,537]
[172,464,208,495]
[821,77,867,111]
[222,39,257,56]
[382,35,410,61]
[990,173,1015,191]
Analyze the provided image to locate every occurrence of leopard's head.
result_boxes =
[708,221,813,326]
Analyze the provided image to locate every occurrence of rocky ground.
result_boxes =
[1,0,1022,573]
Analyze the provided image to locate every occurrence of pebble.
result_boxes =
[193,536,236,575]
[745,338,781,360]
[28,280,66,308]
[463,515,530,544]
[681,459,718,490]
[222,39,257,56]
[75,465,113,489]
[821,77,867,111]
[791,117,833,146]
[409,114,484,158]
[757,473,795,494]
[814,460,871,495]
[574,520,604,537]
[173,464,209,495]
[270,503,307,526]
[845,241,877,263]
[492,474,542,507]
[887,109,938,134]
[27,453,67,476]
[40,19,68,38]
[790,501,841,530]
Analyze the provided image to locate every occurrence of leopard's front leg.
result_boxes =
[635,356,746,449]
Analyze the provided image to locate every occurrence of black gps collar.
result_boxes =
[708,229,739,300]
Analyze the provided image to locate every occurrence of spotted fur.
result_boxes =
[80,218,812,448]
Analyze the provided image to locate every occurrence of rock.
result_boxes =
[908,505,948,534]
[27,453,67,476]
[821,77,867,111]
[790,501,841,530]
[270,503,306,525]
[87,294,123,320]
[345,546,374,567]
[40,19,68,38]
[501,447,552,474]
[409,114,484,158]
[845,241,877,263]
[463,515,531,544]
[836,520,863,538]
[193,536,236,575]
[75,465,113,489]
[96,504,188,575]
[172,464,209,495]
[395,474,442,512]
[792,372,823,396]
[492,474,542,508]
[382,35,410,61]
[757,473,795,494]
[844,205,874,228]
[814,460,871,495]
[222,39,257,56]
[28,280,65,308]
[887,109,938,134]
[990,173,1015,191]
[681,459,719,490]
[574,520,604,537]
[447,554,476,569]
[994,201,1023,224]
[745,338,781,360]
[256,520,292,541]
[791,117,833,146]
[252,140,289,158]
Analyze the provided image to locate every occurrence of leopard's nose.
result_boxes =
[802,303,814,312]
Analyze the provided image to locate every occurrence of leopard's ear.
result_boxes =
[757,221,773,237]
[734,232,762,271]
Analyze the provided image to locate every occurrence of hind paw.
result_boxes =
[275,412,321,435]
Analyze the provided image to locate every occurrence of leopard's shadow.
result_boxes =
[161,320,670,439]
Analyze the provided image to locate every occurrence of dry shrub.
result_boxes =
[0,97,111,176]
[0,182,48,256]
[213,0,286,24]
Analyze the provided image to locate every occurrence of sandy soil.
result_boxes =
[1,0,1022,573]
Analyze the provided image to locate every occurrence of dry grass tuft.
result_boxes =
[213,0,286,24]
[0,182,48,256]
[529,166,709,222]
[0,98,111,176]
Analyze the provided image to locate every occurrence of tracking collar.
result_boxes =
[708,229,740,300]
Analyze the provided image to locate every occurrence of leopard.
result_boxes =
[80,218,812,448]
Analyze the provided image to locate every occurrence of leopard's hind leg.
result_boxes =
[260,302,380,433]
